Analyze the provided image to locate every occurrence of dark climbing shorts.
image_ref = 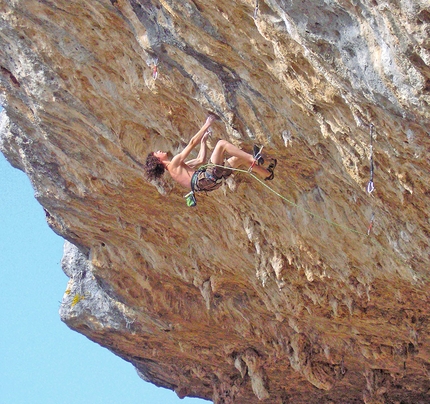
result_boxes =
[191,164,233,193]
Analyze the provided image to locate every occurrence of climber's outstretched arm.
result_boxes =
[169,115,215,169]
[186,130,210,169]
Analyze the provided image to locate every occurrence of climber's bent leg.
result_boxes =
[209,140,272,179]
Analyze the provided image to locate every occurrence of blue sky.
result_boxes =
[0,108,208,404]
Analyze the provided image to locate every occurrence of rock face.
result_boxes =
[1,0,429,402]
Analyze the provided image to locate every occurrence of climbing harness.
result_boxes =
[367,124,375,194]
[184,165,231,207]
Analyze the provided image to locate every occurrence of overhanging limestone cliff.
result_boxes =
[1,0,429,403]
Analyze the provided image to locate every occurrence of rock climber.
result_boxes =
[144,114,276,204]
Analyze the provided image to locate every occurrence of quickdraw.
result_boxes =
[367,212,375,236]
[366,125,376,235]
[151,57,159,80]
[254,0,259,18]
[367,124,375,194]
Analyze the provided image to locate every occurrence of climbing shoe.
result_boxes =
[253,145,264,166]
[265,158,277,181]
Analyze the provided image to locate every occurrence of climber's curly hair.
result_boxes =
[144,152,166,181]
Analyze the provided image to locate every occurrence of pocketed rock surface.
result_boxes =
[1,1,429,403]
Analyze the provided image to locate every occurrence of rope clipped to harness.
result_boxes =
[367,124,375,194]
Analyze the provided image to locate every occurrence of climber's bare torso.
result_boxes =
[164,158,195,191]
